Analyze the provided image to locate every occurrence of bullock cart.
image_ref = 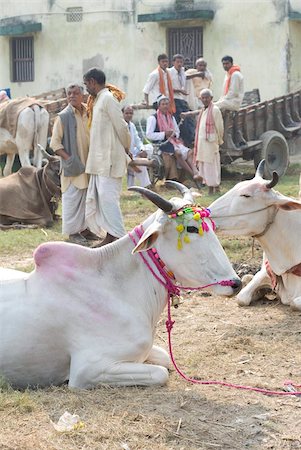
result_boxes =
[222,89,301,177]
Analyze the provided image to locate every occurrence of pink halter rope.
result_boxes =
[128,225,301,397]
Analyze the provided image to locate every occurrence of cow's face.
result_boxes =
[210,176,301,236]
[133,197,241,297]
[45,157,61,191]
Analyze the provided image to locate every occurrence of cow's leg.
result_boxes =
[237,265,272,306]
[33,107,49,168]
[3,153,15,177]
[145,345,171,369]
[69,359,169,389]
[15,110,35,168]
[291,297,301,311]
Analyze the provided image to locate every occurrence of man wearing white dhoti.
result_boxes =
[215,55,244,112]
[122,105,151,189]
[50,84,92,244]
[194,89,224,195]
[83,68,131,247]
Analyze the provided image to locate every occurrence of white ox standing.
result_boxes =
[0,105,49,176]
[0,183,241,389]
[210,161,301,310]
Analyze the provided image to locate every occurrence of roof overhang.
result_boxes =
[288,10,301,21]
[0,21,42,36]
[137,9,214,23]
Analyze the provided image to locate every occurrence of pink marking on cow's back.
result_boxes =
[33,242,91,280]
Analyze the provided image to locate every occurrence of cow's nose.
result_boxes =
[231,278,242,294]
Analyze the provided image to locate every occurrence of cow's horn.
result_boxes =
[128,186,173,213]
[255,159,265,178]
[265,171,279,189]
[164,180,194,203]
[164,180,189,195]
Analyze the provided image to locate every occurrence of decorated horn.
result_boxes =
[128,186,173,213]
[255,159,265,178]
[265,171,279,189]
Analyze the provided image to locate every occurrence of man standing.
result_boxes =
[142,53,175,112]
[50,83,92,244]
[186,58,213,110]
[194,89,224,194]
[215,55,244,111]
[83,68,131,246]
[168,54,195,147]
[146,95,200,182]
[122,105,151,189]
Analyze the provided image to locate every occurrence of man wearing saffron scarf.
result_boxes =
[83,68,131,247]
[142,54,175,113]
[215,55,244,111]
[146,95,200,182]
[194,89,224,195]
[168,54,195,147]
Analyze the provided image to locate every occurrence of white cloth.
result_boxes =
[85,88,131,177]
[127,167,151,188]
[167,67,187,100]
[127,121,151,188]
[143,68,169,105]
[198,153,221,187]
[62,184,87,236]
[146,115,180,142]
[215,71,244,111]
[128,121,143,157]
[85,175,126,238]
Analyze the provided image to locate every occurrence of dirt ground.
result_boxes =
[1,274,301,450]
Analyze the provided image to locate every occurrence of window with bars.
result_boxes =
[66,7,83,22]
[168,27,203,69]
[10,36,34,82]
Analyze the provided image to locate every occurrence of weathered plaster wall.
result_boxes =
[0,0,298,104]
[288,20,301,92]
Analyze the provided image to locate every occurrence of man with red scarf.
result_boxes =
[146,95,200,182]
[215,55,244,111]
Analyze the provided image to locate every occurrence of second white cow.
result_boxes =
[210,160,301,310]
[0,105,49,176]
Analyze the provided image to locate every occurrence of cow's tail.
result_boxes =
[32,104,41,167]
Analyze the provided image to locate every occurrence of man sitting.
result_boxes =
[122,105,152,189]
[215,55,244,111]
[146,95,200,182]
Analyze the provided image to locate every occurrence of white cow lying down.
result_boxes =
[0,183,241,389]
[0,105,49,176]
[210,160,301,310]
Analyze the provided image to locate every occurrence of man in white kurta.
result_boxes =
[83,68,131,246]
[122,105,151,188]
[50,84,90,244]
[195,89,224,194]
[215,55,244,111]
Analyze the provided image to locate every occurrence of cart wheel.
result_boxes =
[257,131,289,177]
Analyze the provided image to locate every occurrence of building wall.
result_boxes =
[0,0,299,104]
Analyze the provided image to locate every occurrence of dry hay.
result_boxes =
[1,292,301,450]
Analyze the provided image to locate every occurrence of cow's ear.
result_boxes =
[279,201,301,211]
[132,222,161,253]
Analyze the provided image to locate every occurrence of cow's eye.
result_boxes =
[240,194,251,198]
[187,226,199,233]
